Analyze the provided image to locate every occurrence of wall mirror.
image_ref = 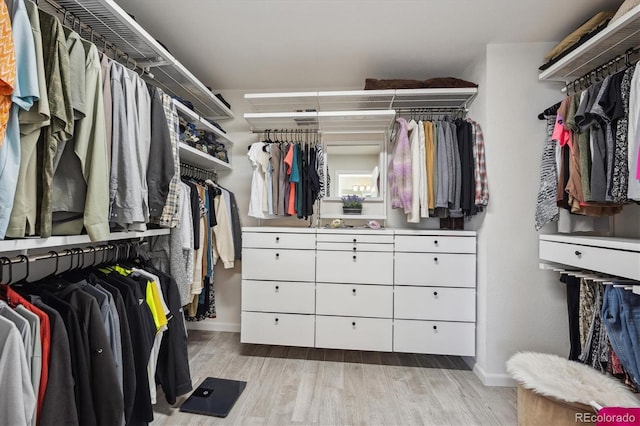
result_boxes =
[320,133,388,219]
[327,144,381,199]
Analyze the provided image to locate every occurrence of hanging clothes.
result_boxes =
[0,0,36,242]
[628,64,640,200]
[389,117,412,213]
[390,116,486,221]
[0,249,194,425]
[51,37,110,240]
[247,141,269,219]
[0,315,36,426]
[5,0,49,240]
[407,119,420,223]
[535,62,638,230]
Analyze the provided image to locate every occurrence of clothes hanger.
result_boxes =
[0,256,11,284]
[15,255,29,283]
[48,251,60,275]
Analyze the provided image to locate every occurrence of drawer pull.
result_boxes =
[352,288,356,295]
[352,255,357,260]
[275,285,279,291]
[434,240,439,246]
[275,253,280,259]
[433,325,437,330]
[275,318,279,324]
[353,247,357,252]
[434,257,438,263]
[574,250,582,257]
[276,237,280,242]
[433,291,438,296]
[352,321,356,327]
[353,238,357,243]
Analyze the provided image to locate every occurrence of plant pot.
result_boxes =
[342,206,362,215]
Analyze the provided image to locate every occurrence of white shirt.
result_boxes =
[418,121,429,218]
[248,142,269,218]
[407,120,421,223]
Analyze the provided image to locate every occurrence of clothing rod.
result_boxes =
[0,245,115,266]
[395,107,468,113]
[251,129,319,134]
[42,0,154,79]
[180,163,218,181]
[562,46,639,94]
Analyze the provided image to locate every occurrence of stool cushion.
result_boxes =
[506,352,640,408]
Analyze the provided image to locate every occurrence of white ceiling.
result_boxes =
[116,0,623,91]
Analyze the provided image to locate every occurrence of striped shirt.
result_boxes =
[468,119,489,207]
[156,94,181,228]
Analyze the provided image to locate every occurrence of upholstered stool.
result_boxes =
[507,352,640,426]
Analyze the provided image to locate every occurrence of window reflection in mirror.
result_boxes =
[326,143,381,200]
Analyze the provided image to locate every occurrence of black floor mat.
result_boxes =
[179,377,247,418]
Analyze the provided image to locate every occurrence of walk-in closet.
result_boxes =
[0,0,639,425]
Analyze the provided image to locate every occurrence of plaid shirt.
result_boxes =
[468,119,489,207]
[154,92,181,227]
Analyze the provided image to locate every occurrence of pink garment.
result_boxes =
[389,117,412,212]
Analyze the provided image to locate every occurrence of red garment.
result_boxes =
[2,285,50,424]
[284,144,296,215]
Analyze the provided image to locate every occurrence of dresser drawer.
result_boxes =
[242,248,315,281]
[395,253,475,287]
[316,250,393,285]
[316,316,392,352]
[394,320,475,356]
[241,312,315,347]
[539,240,640,281]
[395,235,476,253]
[317,232,394,245]
[394,287,475,322]
[243,231,315,249]
[242,280,315,314]
[316,283,392,318]
[316,242,392,252]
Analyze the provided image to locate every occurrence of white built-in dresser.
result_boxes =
[241,227,477,355]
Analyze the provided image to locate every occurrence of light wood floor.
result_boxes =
[152,331,517,425]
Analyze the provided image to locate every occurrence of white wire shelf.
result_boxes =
[539,4,640,81]
[0,228,170,252]
[244,110,396,132]
[174,101,235,146]
[46,0,233,120]
[179,143,231,172]
[244,88,478,113]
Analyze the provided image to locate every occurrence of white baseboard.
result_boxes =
[473,363,517,387]
[186,320,241,333]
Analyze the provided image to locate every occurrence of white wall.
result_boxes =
[463,42,573,386]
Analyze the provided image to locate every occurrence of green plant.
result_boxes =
[341,194,365,208]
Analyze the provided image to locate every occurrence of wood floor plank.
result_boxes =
[151,331,517,426]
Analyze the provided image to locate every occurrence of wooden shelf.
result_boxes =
[0,228,170,252]
[539,5,640,81]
